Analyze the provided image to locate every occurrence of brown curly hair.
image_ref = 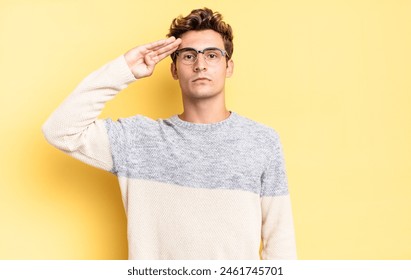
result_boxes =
[167,7,234,63]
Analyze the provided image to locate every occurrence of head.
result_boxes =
[167,7,234,64]
[167,8,234,102]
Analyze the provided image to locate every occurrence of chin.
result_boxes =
[186,86,223,98]
[186,91,220,100]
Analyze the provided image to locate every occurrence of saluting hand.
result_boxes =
[124,36,181,79]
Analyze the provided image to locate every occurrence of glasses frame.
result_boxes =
[173,47,228,65]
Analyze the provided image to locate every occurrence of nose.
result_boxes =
[193,53,207,72]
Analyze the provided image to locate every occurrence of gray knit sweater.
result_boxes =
[42,55,297,259]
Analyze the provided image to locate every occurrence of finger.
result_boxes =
[154,45,179,62]
[153,38,181,58]
[145,36,178,51]
[143,38,180,65]
[156,38,181,55]
[144,52,157,68]
[140,37,181,67]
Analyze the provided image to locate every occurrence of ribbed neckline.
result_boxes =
[168,111,237,131]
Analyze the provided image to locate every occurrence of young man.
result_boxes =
[42,8,297,260]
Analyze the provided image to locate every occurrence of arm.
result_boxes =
[42,37,181,170]
[261,195,297,259]
[260,133,297,259]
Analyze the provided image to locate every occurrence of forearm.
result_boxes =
[261,194,297,260]
[42,55,136,169]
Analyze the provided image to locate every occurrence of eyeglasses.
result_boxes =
[173,47,228,65]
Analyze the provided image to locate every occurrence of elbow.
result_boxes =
[42,119,54,145]
[42,119,86,153]
[41,119,66,150]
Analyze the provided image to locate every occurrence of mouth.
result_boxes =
[192,77,211,82]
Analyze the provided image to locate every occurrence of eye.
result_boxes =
[205,52,219,60]
[182,52,197,61]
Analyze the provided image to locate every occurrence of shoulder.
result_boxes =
[232,113,281,145]
[104,115,162,135]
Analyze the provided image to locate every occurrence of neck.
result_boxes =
[179,95,230,124]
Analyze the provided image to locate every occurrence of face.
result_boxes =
[171,29,234,101]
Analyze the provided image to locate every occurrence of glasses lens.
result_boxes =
[203,49,224,64]
[179,50,197,64]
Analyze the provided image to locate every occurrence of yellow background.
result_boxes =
[1,0,410,259]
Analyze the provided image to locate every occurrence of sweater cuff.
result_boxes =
[109,55,137,86]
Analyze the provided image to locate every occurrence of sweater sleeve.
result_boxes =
[260,133,297,259]
[42,55,136,171]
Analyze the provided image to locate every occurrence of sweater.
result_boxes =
[42,55,297,260]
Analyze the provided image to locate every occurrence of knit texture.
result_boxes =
[105,112,289,197]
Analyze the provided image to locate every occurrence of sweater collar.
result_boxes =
[168,111,237,131]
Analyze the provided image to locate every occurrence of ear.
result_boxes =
[171,62,178,80]
[225,59,234,78]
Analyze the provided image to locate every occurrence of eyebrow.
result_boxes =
[176,47,222,51]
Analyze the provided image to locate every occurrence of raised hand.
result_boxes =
[124,36,182,79]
